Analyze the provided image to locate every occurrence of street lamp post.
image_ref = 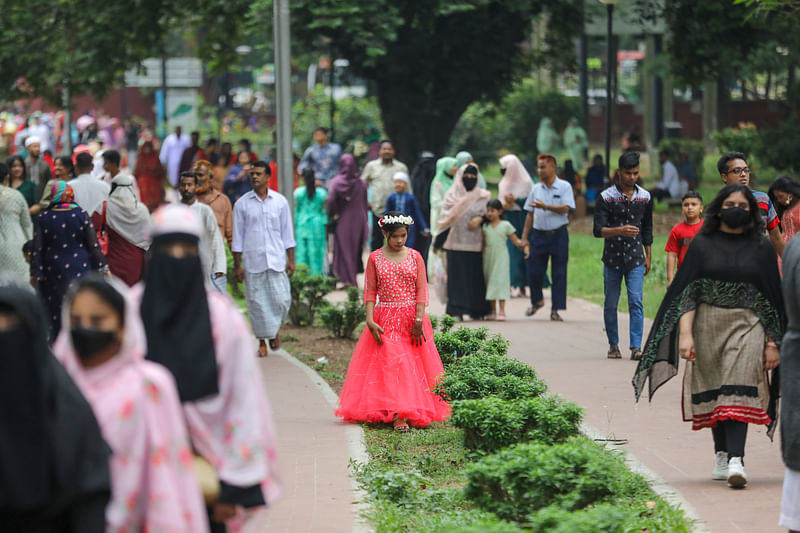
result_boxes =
[599,0,618,183]
[273,0,294,207]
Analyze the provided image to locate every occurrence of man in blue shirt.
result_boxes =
[593,152,653,360]
[521,154,575,322]
[297,127,342,187]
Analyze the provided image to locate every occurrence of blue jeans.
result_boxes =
[603,264,644,349]
[211,274,228,294]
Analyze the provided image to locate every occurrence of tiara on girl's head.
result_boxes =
[378,214,414,227]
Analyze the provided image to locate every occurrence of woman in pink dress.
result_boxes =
[335,211,451,431]
[53,275,208,533]
[769,176,800,243]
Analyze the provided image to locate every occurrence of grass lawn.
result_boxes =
[568,233,668,320]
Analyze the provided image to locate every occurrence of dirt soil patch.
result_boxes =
[281,324,357,395]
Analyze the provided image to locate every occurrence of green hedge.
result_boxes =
[319,286,366,339]
[450,396,582,454]
[434,354,547,402]
[433,325,509,368]
[288,264,336,326]
[464,438,650,522]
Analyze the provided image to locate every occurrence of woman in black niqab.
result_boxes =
[0,284,111,532]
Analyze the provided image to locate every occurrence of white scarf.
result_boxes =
[106,174,151,250]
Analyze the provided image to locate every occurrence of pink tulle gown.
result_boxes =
[335,248,451,427]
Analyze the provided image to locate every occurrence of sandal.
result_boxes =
[269,334,281,351]
[496,314,507,321]
[258,342,268,358]
[486,313,497,321]
[525,301,545,317]
[392,415,410,432]
[607,344,621,359]
[630,348,642,361]
[550,311,563,322]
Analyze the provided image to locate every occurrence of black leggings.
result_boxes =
[712,420,748,458]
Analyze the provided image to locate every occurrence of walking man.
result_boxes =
[718,151,784,256]
[593,152,653,360]
[194,159,233,249]
[362,139,408,250]
[159,126,191,187]
[69,152,110,216]
[24,135,52,200]
[178,171,227,293]
[297,126,341,187]
[233,161,295,357]
[521,154,575,321]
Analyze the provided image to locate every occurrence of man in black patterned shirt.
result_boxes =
[593,152,653,360]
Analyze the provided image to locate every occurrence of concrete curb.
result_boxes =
[272,348,373,533]
[581,422,713,533]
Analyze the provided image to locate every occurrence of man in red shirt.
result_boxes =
[665,191,703,286]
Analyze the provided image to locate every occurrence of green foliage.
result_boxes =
[450,396,582,454]
[292,86,383,151]
[449,83,582,166]
[319,286,366,338]
[366,499,525,533]
[464,438,650,522]
[657,138,706,183]
[529,503,635,533]
[710,127,764,160]
[757,121,800,173]
[433,325,509,368]
[434,354,547,402]
[288,264,336,326]
[354,462,428,508]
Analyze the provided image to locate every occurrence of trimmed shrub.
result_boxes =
[434,354,547,401]
[288,264,336,326]
[434,325,509,367]
[464,438,650,522]
[450,396,582,454]
[319,286,366,339]
[528,503,636,533]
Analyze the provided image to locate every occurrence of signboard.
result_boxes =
[583,0,665,36]
[124,57,203,88]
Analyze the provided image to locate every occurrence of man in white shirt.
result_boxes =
[159,126,191,187]
[69,152,110,216]
[233,161,296,357]
[521,153,576,321]
[178,171,227,293]
[652,149,688,202]
[101,149,140,198]
[361,139,408,250]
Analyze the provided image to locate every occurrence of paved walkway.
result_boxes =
[427,292,785,533]
[257,350,364,533]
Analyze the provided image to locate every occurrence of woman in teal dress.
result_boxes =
[6,155,36,210]
[293,167,328,275]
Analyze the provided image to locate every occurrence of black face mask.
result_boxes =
[71,327,118,360]
[463,176,478,191]
[719,206,750,229]
[500,168,507,176]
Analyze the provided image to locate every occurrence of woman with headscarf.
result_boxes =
[328,154,369,287]
[293,167,328,275]
[428,156,458,244]
[633,184,784,489]
[133,140,165,213]
[53,276,208,532]
[455,151,487,189]
[0,284,111,532]
[363,124,381,164]
[31,182,107,337]
[536,117,560,155]
[438,164,491,320]
[132,204,281,531]
[33,155,75,217]
[563,118,589,170]
[410,151,436,262]
[499,154,534,296]
[104,174,151,286]
[0,163,33,286]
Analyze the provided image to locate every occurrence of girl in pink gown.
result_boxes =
[335,212,451,431]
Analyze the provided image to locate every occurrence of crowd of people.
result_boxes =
[4,104,800,531]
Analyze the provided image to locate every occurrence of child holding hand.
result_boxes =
[665,191,703,287]
[483,199,529,320]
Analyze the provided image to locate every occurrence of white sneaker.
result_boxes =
[727,457,748,488]
[712,451,728,480]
